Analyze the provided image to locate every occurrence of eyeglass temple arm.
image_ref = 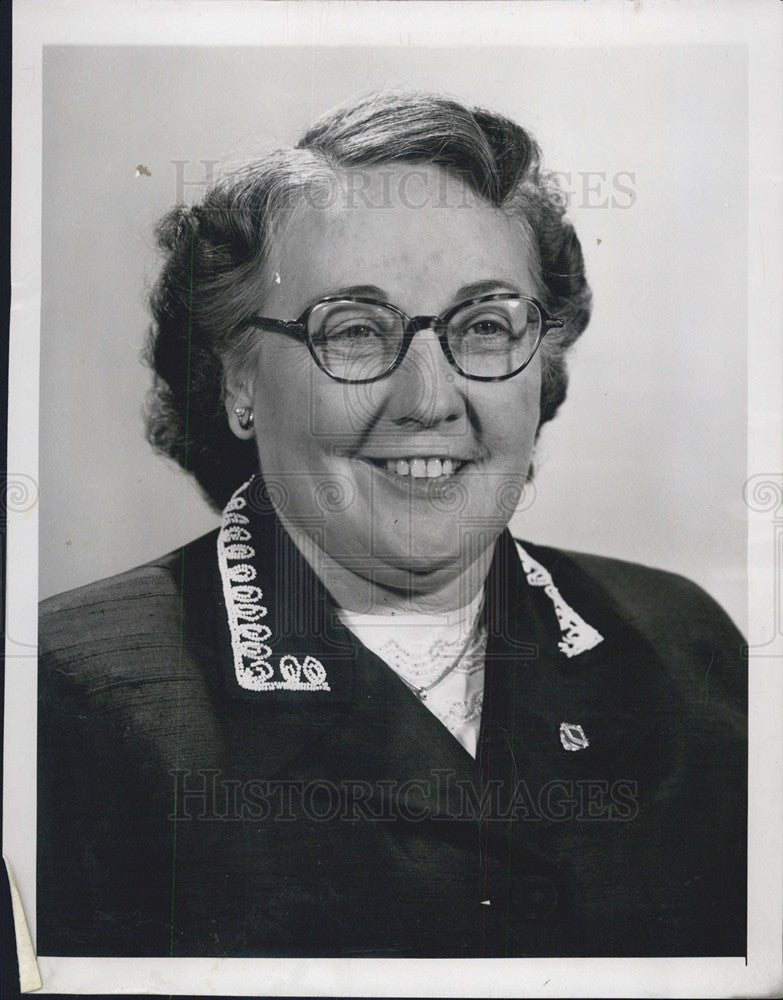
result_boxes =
[248,316,306,338]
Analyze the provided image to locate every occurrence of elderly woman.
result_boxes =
[38,92,746,958]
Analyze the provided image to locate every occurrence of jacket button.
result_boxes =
[511,875,559,920]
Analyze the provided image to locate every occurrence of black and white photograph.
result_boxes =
[4,1,782,996]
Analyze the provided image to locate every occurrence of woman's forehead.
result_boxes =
[266,164,535,314]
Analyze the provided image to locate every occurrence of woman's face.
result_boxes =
[235,164,542,597]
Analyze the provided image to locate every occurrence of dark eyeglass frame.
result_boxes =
[248,292,565,384]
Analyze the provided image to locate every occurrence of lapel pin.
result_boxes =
[559,722,590,751]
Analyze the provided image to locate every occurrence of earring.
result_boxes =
[234,407,254,431]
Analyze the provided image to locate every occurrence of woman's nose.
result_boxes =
[383,328,465,427]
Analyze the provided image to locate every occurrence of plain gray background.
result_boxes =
[40,44,747,631]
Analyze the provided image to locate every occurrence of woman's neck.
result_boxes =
[276,512,498,616]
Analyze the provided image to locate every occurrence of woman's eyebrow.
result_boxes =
[302,280,522,314]
[312,284,389,303]
[313,278,521,303]
[453,279,522,300]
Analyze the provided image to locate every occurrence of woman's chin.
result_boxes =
[368,545,482,590]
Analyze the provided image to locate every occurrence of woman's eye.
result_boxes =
[464,318,512,337]
[326,322,380,340]
[312,317,381,343]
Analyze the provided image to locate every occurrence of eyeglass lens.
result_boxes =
[307,297,542,380]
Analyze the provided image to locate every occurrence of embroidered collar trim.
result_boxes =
[217,479,331,692]
[217,478,604,692]
[514,540,604,657]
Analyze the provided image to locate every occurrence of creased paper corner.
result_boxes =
[4,858,42,993]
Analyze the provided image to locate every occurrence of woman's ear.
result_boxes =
[225,373,256,441]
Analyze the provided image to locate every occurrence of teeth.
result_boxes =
[383,457,459,478]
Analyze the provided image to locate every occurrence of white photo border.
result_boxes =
[6,1,782,996]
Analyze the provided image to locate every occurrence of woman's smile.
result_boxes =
[374,456,465,478]
[357,452,474,498]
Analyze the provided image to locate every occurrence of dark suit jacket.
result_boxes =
[37,509,747,958]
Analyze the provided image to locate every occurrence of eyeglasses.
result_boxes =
[249,293,564,384]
